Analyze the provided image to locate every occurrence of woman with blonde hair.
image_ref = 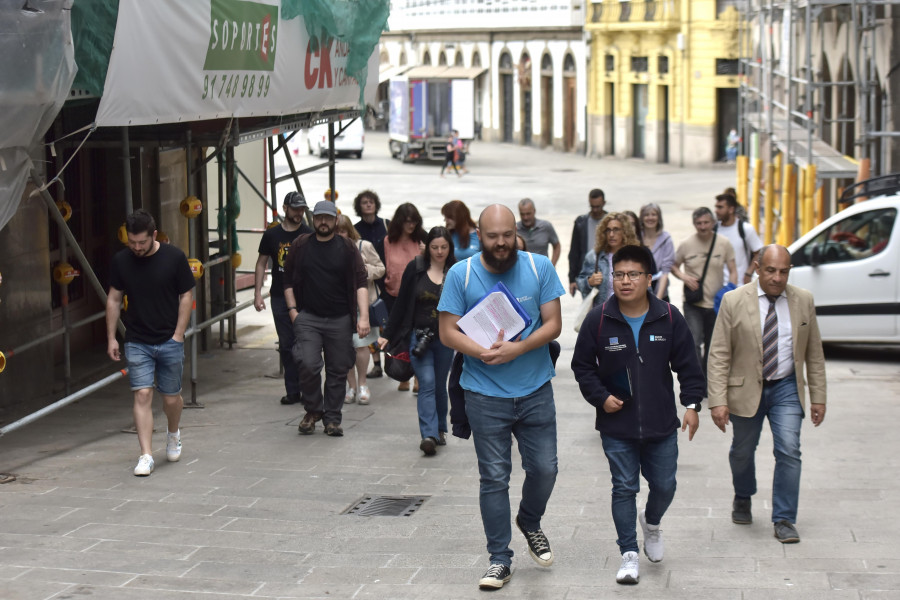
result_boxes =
[576,212,643,307]
[335,215,385,404]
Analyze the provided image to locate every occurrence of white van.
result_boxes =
[787,174,900,343]
[306,118,365,159]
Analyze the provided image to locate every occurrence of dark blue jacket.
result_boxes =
[571,292,705,441]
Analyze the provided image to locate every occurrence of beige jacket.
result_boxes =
[357,240,385,304]
[707,282,826,417]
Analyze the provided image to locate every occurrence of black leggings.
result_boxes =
[441,153,458,175]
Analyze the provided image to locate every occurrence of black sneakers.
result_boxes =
[419,437,437,456]
[478,563,512,589]
[280,393,301,405]
[516,516,553,567]
[732,496,752,524]
[366,364,383,378]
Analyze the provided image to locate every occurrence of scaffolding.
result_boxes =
[736,0,900,225]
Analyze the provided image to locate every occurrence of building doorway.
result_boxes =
[658,85,670,163]
[499,52,514,142]
[606,82,616,155]
[540,53,553,148]
[633,84,648,158]
[519,53,533,145]
[716,87,738,162]
[563,54,577,151]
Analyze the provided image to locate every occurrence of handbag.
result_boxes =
[369,298,389,329]
[383,336,414,382]
[685,232,717,305]
[574,288,599,332]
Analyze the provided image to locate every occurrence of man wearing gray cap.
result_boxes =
[254,191,312,405]
[283,201,370,436]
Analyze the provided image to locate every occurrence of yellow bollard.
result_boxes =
[750,158,762,232]
[764,164,775,244]
[736,156,749,209]
[803,164,817,235]
[797,166,808,235]
[780,164,796,246]
[815,185,825,225]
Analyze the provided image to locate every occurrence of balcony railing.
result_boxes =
[591,0,679,27]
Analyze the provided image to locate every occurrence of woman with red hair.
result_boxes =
[441,200,480,260]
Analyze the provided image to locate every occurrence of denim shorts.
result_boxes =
[124,338,185,395]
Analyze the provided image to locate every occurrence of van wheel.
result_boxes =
[356,151,363,159]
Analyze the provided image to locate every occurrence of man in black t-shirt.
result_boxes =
[106,209,195,477]
[284,201,369,437]
[254,191,312,406]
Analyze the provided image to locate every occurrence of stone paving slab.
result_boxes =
[3,137,900,598]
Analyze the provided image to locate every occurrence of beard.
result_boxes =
[483,243,518,272]
[316,223,334,237]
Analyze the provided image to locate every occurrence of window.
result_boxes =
[631,56,648,73]
[793,209,896,266]
[716,59,739,76]
[658,55,669,74]
[605,54,615,72]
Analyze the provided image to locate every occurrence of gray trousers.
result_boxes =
[292,311,355,425]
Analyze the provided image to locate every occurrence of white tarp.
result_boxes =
[95,0,378,127]
[0,1,76,233]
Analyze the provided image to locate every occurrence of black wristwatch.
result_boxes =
[287,306,297,312]
[685,403,701,412]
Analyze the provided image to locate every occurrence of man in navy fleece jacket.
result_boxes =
[571,245,705,585]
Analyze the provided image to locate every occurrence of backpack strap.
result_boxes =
[465,256,472,290]
[527,252,539,281]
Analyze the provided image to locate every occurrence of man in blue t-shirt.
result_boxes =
[438,205,565,590]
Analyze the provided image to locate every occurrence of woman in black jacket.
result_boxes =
[378,227,456,456]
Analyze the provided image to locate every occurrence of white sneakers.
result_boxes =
[166,430,182,462]
[616,551,640,584]
[134,454,154,476]
[358,385,371,405]
[639,510,664,562]
[134,431,181,476]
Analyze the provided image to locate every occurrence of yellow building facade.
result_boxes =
[586,1,740,166]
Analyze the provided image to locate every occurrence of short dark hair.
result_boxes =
[715,193,738,209]
[589,188,605,201]
[125,209,156,235]
[353,189,381,218]
[692,206,714,222]
[612,244,652,274]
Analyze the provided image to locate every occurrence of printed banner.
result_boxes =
[95,0,378,127]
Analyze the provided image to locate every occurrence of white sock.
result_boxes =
[168,429,180,438]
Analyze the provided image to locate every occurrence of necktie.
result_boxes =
[762,295,779,380]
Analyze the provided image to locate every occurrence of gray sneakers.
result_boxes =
[616,551,640,584]
[639,510,663,562]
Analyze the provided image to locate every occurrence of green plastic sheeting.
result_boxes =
[70,0,119,97]
[282,0,390,107]
[217,156,241,253]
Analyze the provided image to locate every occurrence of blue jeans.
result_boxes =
[408,331,453,440]
[270,295,300,396]
[601,431,678,554]
[729,373,803,523]
[124,338,185,395]
[464,382,558,567]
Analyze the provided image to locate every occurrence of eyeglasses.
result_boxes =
[605,227,623,235]
[612,271,647,281]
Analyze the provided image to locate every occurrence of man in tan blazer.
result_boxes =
[707,245,826,544]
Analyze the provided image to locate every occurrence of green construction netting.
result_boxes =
[282,0,390,107]
[70,0,119,97]
[217,156,241,253]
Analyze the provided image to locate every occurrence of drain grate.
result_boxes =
[343,495,429,517]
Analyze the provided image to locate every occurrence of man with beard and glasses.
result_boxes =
[106,209,195,477]
[438,205,566,590]
[254,192,313,406]
[283,201,369,437]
